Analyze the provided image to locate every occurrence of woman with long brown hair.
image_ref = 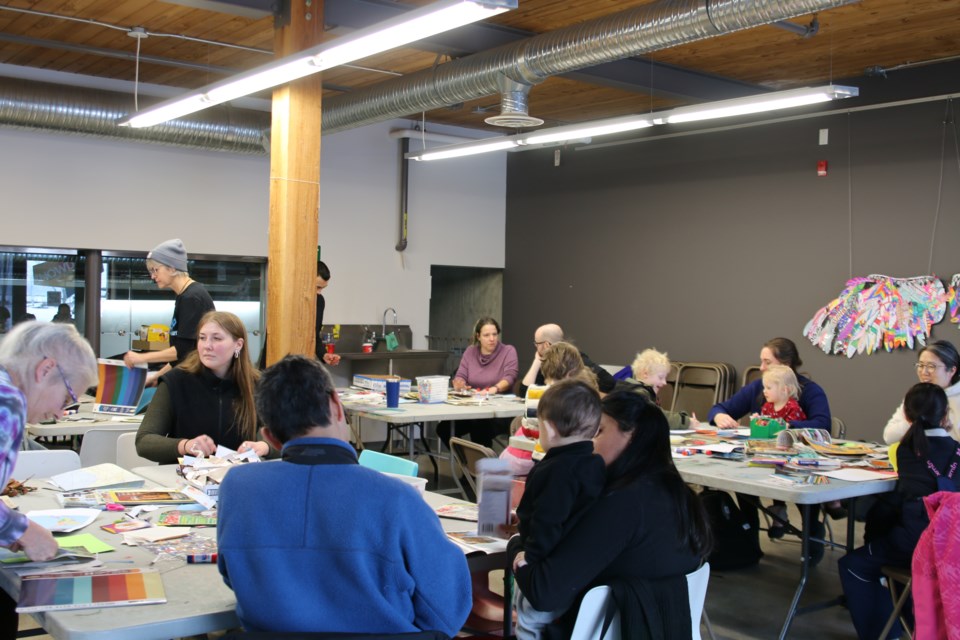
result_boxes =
[136,311,271,463]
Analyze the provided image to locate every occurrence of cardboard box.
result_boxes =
[750,417,788,439]
[352,374,411,394]
[132,340,169,351]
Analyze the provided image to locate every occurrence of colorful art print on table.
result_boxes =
[103,490,192,505]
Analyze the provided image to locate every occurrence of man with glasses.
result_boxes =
[519,323,615,396]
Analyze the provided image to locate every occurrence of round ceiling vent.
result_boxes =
[484,112,545,128]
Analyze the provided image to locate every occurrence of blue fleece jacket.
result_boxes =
[217,437,471,636]
[707,376,831,431]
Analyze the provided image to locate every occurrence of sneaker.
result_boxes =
[807,519,826,567]
[767,505,789,540]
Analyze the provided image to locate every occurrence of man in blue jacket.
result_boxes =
[217,355,471,636]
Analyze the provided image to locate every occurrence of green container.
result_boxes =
[750,417,788,439]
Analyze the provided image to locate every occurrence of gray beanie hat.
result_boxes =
[147,239,188,272]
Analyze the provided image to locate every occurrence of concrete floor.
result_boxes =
[18,440,865,639]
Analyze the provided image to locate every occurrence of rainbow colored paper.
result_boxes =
[16,568,166,612]
[94,359,148,415]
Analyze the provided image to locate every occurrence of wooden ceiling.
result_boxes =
[0,0,957,132]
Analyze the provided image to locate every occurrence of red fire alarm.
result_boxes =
[817,160,828,177]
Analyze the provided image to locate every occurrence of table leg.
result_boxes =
[779,504,811,640]
[503,563,514,637]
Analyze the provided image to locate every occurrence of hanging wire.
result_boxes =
[927,100,952,274]
[0,5,271,55]
[847,112,853,279]
[133,35,142,112]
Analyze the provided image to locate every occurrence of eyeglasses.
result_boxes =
[915,362,944,373]
[46,356,78,407]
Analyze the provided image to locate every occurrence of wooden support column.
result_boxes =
[266,0,323,366]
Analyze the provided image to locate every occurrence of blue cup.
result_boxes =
[385,379,400,408]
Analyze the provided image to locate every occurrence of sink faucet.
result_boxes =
[382,307,398,338]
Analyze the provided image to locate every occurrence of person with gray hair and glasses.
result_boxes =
[883,339,960,445]
[0,321,98,635]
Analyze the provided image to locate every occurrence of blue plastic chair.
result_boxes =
[358,449,419,477]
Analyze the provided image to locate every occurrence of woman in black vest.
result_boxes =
[136,311,271,463]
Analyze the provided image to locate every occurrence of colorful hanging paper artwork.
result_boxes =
[803,275,946,358]
[948,274,960,328]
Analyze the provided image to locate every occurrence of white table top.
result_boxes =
[675,455,896,504]
[0,471,235,640]
[342,395,525,423]
[28,404,143,438]
[0,464,493,639]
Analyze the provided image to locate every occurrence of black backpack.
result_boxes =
[700,489,762,571]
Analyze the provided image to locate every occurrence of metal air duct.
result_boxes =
[320,0,858,134]
[0,76,270,154]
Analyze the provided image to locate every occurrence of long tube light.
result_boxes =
[659,85,859,124]
[120,0,517,128]
[409,84,859,161]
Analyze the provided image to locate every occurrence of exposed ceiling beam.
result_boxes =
[322,0,764,101]
[159,0,276,19]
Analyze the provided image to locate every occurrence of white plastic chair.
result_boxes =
[79,428,137,467]
[116,432,157,470]
[11,449,80,481]
[569,562,714,640]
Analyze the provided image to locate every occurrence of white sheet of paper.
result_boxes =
[815,468,893,482]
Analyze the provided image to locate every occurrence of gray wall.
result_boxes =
[504,99,960,441]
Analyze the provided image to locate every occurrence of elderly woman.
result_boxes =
[511,390,712,637]
[136,311,272,463]
[883,340,960,445]
[0,322,98,634]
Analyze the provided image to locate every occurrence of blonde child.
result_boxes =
[758,365,806,423]
[499,343,597,476]
[616,348,691,429]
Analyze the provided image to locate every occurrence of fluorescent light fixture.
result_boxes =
[407,84,859,162]
[121,0,517,128]
[523,116,652,145]
[415,138,519,161]
[663,85,859,124]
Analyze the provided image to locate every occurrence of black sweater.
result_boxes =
[512,473,702,615]
[136,367,248,463]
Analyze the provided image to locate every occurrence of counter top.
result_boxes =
[336,349,447,360]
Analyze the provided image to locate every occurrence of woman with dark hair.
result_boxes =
[511,390,712,637]
[706,336,833,555]
[708,337,831,431]
[439,317,519,447]
[883,339,960,445]
[136,311,273,463]
[840,382,957,639]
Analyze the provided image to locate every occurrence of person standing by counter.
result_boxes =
[123,239,214,386]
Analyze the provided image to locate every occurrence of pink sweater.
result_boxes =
[454,342,519,390]
[913,491,960,640]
